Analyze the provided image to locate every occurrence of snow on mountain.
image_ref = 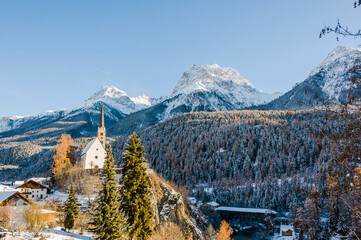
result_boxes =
[257,45,361,110]
[168,64,279,106]
[109,64,282,136]
[65,86,153,119]
[0,86,155,135]
[309,46,361,101]
[0,116,25,133]
[154,64,281,121]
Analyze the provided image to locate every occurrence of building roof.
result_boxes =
[0,181,12,186]
[13,181,25,186]
[81,137,105,155]
[0,191,32,206]
[205,201,220,207]
[16,179,51,191]
[28,177,48,183]
[0,184,15,192]
[0,191,18,203]
[215,206,277,215]
[280,224,294,232]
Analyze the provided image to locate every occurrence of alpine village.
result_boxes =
[1,1,361,240]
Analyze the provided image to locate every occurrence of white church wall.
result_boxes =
[81,138,106,169]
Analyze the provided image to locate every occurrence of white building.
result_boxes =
[80,105,107,169]
[15,180,51,201]
[0,184,15,192]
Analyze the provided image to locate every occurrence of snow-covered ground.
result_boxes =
[41,228,93,240]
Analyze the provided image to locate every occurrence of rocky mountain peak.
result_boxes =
[170,64,255,98]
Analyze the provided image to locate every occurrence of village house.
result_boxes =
[15,180,51,201]
[278,224,296,239]
[80,104,107,169]
[0,191,32,207]
[0,191,56,228]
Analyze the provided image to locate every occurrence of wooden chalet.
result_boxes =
[0,191,32,206]
[16,179,51,201]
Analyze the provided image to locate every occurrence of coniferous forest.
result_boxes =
[113,110,339,210]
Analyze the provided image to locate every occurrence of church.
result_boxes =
[80,105,107,169]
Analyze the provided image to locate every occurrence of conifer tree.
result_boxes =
[119,132,152,240]
[63,182,79,231]
[216,220,233,240]
[91,145,126,240]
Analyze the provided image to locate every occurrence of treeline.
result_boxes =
[113,110,340,212]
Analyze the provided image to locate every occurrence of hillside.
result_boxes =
[112,110,339,211]
[0,109,339,213]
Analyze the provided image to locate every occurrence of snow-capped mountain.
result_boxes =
[167,64,279,107]
[0,86,155,141]
[65,86,155,120]
[257,46,361,110]
[109,64,281,136]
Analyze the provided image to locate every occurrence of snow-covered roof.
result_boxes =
[81,137,104,155]
[205,201,220,207]
[215,206,277,215]
[0,191,19,203]
[0,184,15,192]
[28,177,48,183]
[41,209,56,214]
[280,224,294,232]
[13,181,24,186]
[0,181,12,186]
[16,179,51,190]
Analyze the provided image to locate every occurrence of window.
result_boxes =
[95,156,98,159]
[100,133,103,136]
[96,148,98,151]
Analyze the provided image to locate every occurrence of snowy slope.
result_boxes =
[310,46,361,101]
[157,64,280,121]
[109,64,281,136]
[0,86,155,138]
[257,46,361,110]
[169,64,279,106]
[64,86,155,120]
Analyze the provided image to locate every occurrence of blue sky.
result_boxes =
[0,0,360,116]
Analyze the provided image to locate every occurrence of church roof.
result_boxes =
[81,137,104,155]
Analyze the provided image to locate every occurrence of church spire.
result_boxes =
[97,104,106,149]
[99,104,105,128]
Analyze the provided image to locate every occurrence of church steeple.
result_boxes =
[97,104,106,149]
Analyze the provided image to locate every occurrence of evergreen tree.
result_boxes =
[119,132,152,240]
[91,145,126,240]
[63,182,79,231]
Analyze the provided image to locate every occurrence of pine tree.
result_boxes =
[119,132,153,240]
[63,182,79,231]
[91,145,126,240]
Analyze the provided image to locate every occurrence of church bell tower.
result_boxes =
[97,104,106,149]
